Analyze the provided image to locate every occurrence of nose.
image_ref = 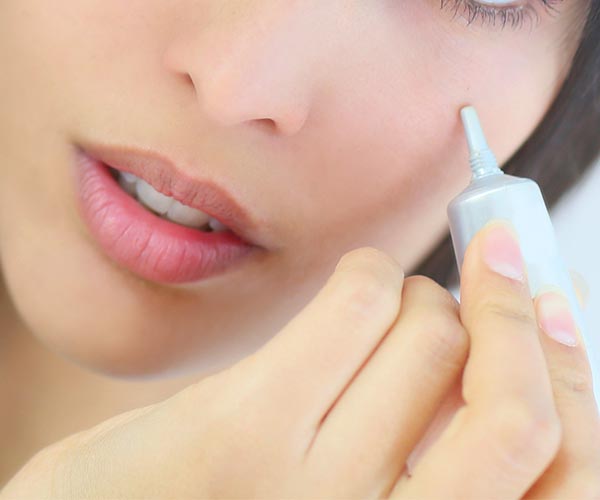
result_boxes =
[163,2,321,136]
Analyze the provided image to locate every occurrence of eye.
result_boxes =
[440,0,561,30]
[477,0,521,4]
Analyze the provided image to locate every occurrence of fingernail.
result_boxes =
[536,291,579,347]
[481,221,525,281]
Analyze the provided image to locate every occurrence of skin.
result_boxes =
[0,0,595,490]
[3,232,600,498]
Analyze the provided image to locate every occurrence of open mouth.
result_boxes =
[72,144,262,285]
[108,167,230,233]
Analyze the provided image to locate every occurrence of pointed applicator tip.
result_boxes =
[460,106,489,153]
[459,105,502,178]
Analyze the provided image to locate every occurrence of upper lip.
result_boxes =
[77,141,266,248]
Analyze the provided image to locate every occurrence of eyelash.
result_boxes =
[440,0,560,30]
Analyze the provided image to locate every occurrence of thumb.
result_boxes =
[570,268,590,310]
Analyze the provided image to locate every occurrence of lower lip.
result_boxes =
[72,149,258,284]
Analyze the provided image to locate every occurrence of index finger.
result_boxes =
[238,247,405,428]
[393,220,560,500]
[459,220,555,411]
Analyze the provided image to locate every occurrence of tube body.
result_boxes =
[448,172,600,401]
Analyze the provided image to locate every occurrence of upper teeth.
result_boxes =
[116,170,228,232]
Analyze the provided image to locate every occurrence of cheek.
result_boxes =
[0,0,176,132]
[410,0,574,163]
[0,0,181,248]
[283,17,464,245]
[305,2,571,242]
[441,37,566,165]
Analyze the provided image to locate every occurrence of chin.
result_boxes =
[1,247,210,380]
[34,315,195,379]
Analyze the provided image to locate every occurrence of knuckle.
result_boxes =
[404,274,436,290]
[331,248,403,320]
[405,275,460,314]
[335,247,402,280]
[551,365,595,396]
[416,312,469,371]
[487,402,562,462]
[334,274,396,322]
[402,276,467,369]
[475,294,537,329]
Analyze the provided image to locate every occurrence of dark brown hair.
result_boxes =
[414,0,600,286]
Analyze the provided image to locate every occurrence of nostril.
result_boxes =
[166,51,310,136]
[180,73,196,91]
[254,118,278,134]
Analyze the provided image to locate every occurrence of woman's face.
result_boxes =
[0,0,586,377]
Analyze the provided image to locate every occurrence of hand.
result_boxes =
[0,241,463,499]
[3,222,599,499]
[2,246,470,499]
[397,221,600,499]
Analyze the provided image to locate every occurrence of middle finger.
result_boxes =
[304,275,469,498]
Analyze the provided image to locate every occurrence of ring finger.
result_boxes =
[525,289,600,499]
[304,276,469,498]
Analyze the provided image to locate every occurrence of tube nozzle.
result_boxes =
[460,106,503,179]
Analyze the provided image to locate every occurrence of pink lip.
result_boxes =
[71,143,264,284]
